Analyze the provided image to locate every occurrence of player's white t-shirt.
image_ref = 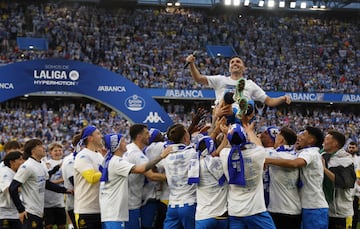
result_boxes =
[143,142,166,204]
[123,143,149,210]
[206,75,267,105]
[13,157,49,217]
[74,148,103,214]
[297,147,328,209]
[0,166,18,219]
[61,153,75,210]
[100,155,134,222]
[196,155,228,220]
[219,144,267,217]
[267,147,302,215]
[44,158,64,208]
[157,144,197,207]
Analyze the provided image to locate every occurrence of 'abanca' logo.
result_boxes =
[125,95,145,111]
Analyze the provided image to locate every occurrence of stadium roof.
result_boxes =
[98,0,360,9]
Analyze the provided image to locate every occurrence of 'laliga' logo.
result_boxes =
[125,95,145,111]
[68,70,80,81]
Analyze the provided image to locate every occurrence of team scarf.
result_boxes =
[227,142,250,186]
[100,134,123,182]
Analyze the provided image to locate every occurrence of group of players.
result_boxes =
[0,55,359,229]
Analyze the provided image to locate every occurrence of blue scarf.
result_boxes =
[100,152,112,182]
[100,134,123,182]
[227,143,248,186]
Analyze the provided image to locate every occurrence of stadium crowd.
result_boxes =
[0,1,358,93]
[0,99,358,152]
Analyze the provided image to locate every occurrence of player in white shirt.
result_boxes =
[219,123,276,229]
[266,126,329,229]
[266,127,301,229]
[0,151,24,229]
[347,141,360,229]
[142,128,168,229]
[194,135,228,229]
[9,139,71,229]
[123,124,167,229]
[73,125,104,229]
[322,130,356,229]
[99,133,171,229]
[44,142,66,229]
[61,134,84,229]
[157,123,198,229]
[185,54,291,119]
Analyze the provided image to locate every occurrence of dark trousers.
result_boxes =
[77,213,101,229]
[269,212,301,229]
[22,213,43,229]
[0,219,22,229]
[329,217,346,229]
[353,196,359,229]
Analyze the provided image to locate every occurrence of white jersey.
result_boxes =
[74,148,103,214]
[44,158,64,208]
[100,155,134,222]
[123,143,149,210]
[219,144,267,217]
[298,147,328,209]
[0,166,18,219]
[13,157,49,217]
[206,75,267,105]
[157,144,197,207]
[196,155,228,220]
[143,142,166,203]
[61,153,75,210]
[352,155,360,197]
[326,148,354,218]
[267,147,301,215]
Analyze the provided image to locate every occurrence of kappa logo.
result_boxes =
[143,112,165,123]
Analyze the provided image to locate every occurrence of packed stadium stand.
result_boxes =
[0,0,358,146]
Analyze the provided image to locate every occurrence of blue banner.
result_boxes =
[0,60,173,131]
[144,89,360,104]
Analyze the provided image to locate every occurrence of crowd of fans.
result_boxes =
[0,1,358,93]
[0,98,358,151]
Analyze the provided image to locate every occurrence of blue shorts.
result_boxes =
[196,217,228,229]
[102,221,125,229]
[302,208,328,229]
[228,212,276,229]
[125,208,140,229]
[164,203,196,229]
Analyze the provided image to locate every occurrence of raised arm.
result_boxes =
[186,54,209,85]
[264,95,291,107]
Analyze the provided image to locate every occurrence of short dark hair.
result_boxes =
[305,126,324,148]
[4,140,22,153]
[130,124,148,141]
[23,139,43,160]
[167,124,187,144]
[327,130,346,149]
[280,127,297,145]
[349,141,357,147]
[4,151,23,167]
